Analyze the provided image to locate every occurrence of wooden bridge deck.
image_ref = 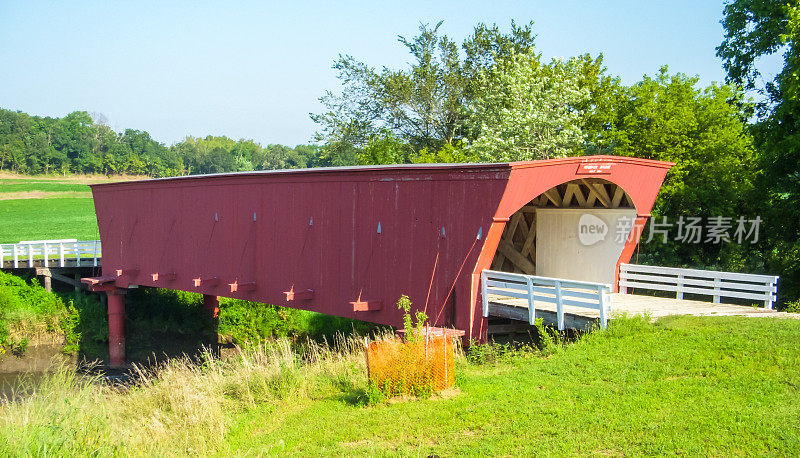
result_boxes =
[488,293,798,332]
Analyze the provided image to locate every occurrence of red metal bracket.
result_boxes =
[193,276,219,288]
[284,287,314,301]
[115,268,139,278]
[351,299,382,312]
[151,272,177,282]
[229,281,257,293]
[81,274,117,292]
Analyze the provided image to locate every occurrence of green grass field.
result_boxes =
[0,198,98,243]
[1,316,798,455]
[222,316,800,455]
[0,176,98,243]
[0,179,92,194]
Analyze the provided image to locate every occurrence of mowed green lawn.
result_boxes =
[0,177,98,243]
[0,179,92,194]
[224,316,800,456]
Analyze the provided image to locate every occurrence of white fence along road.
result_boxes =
[619,263,778,309]
[0,239,102,269]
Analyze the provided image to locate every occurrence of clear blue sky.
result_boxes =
[0,1,779,146]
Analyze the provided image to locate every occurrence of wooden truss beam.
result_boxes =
[497,238,536,275]
[581,179,612,208]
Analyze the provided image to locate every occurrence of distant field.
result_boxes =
[0,175,117,243]
[0,172,144,184]
[0,197,98,243]
[0,179,92,195]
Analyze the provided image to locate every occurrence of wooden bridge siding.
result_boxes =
[92,168,510,335]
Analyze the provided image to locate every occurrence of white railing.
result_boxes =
[619,263,779,309]
[481,270,612,330]
[0,239,101,269]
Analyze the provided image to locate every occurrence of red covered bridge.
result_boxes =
[84,155,674,366]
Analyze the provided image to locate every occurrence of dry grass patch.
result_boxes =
[0,191,93,201]
[0,172,147,184]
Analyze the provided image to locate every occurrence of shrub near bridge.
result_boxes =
[365,295,455,400]
[0,271,69,353]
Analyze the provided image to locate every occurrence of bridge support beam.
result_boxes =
[614,215,649,293]
[203,294,220,318]
[107,289,127,368]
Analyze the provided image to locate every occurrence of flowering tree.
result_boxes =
[468,50,589,161]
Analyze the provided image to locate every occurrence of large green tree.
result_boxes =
[590,68,757,270]
[468,50,589,161]
[311,21,537,160]
[718,0,800,305]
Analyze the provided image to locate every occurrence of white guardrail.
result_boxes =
[481,270,612,330]
[619,263,778,309]
[0,239,101,268]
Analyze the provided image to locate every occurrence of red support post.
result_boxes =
[203,294,220,318]
[106,290,126,368]
[614,215,649,292]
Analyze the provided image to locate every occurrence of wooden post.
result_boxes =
[526,276,536,325]
[59,242,65,267]
[480,271,489,317]
[555,280,564,331]
[599,287,609,330]
[765,282,774,310]
[203,294,220,318]
[107,291,126,368]
[676,274,684,300]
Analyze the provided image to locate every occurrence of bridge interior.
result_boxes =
[489,178,635,277]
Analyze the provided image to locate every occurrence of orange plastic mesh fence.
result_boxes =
[365,335,455,396]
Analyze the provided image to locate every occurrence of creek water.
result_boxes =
[0,344,77,401]
[0,371,49,400]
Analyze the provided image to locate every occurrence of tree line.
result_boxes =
[0,109,328,177]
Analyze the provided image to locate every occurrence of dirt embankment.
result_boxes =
[0,172,149,184]
[0,330,76,373]
[0,344,75,373]
[0,191,93,201]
